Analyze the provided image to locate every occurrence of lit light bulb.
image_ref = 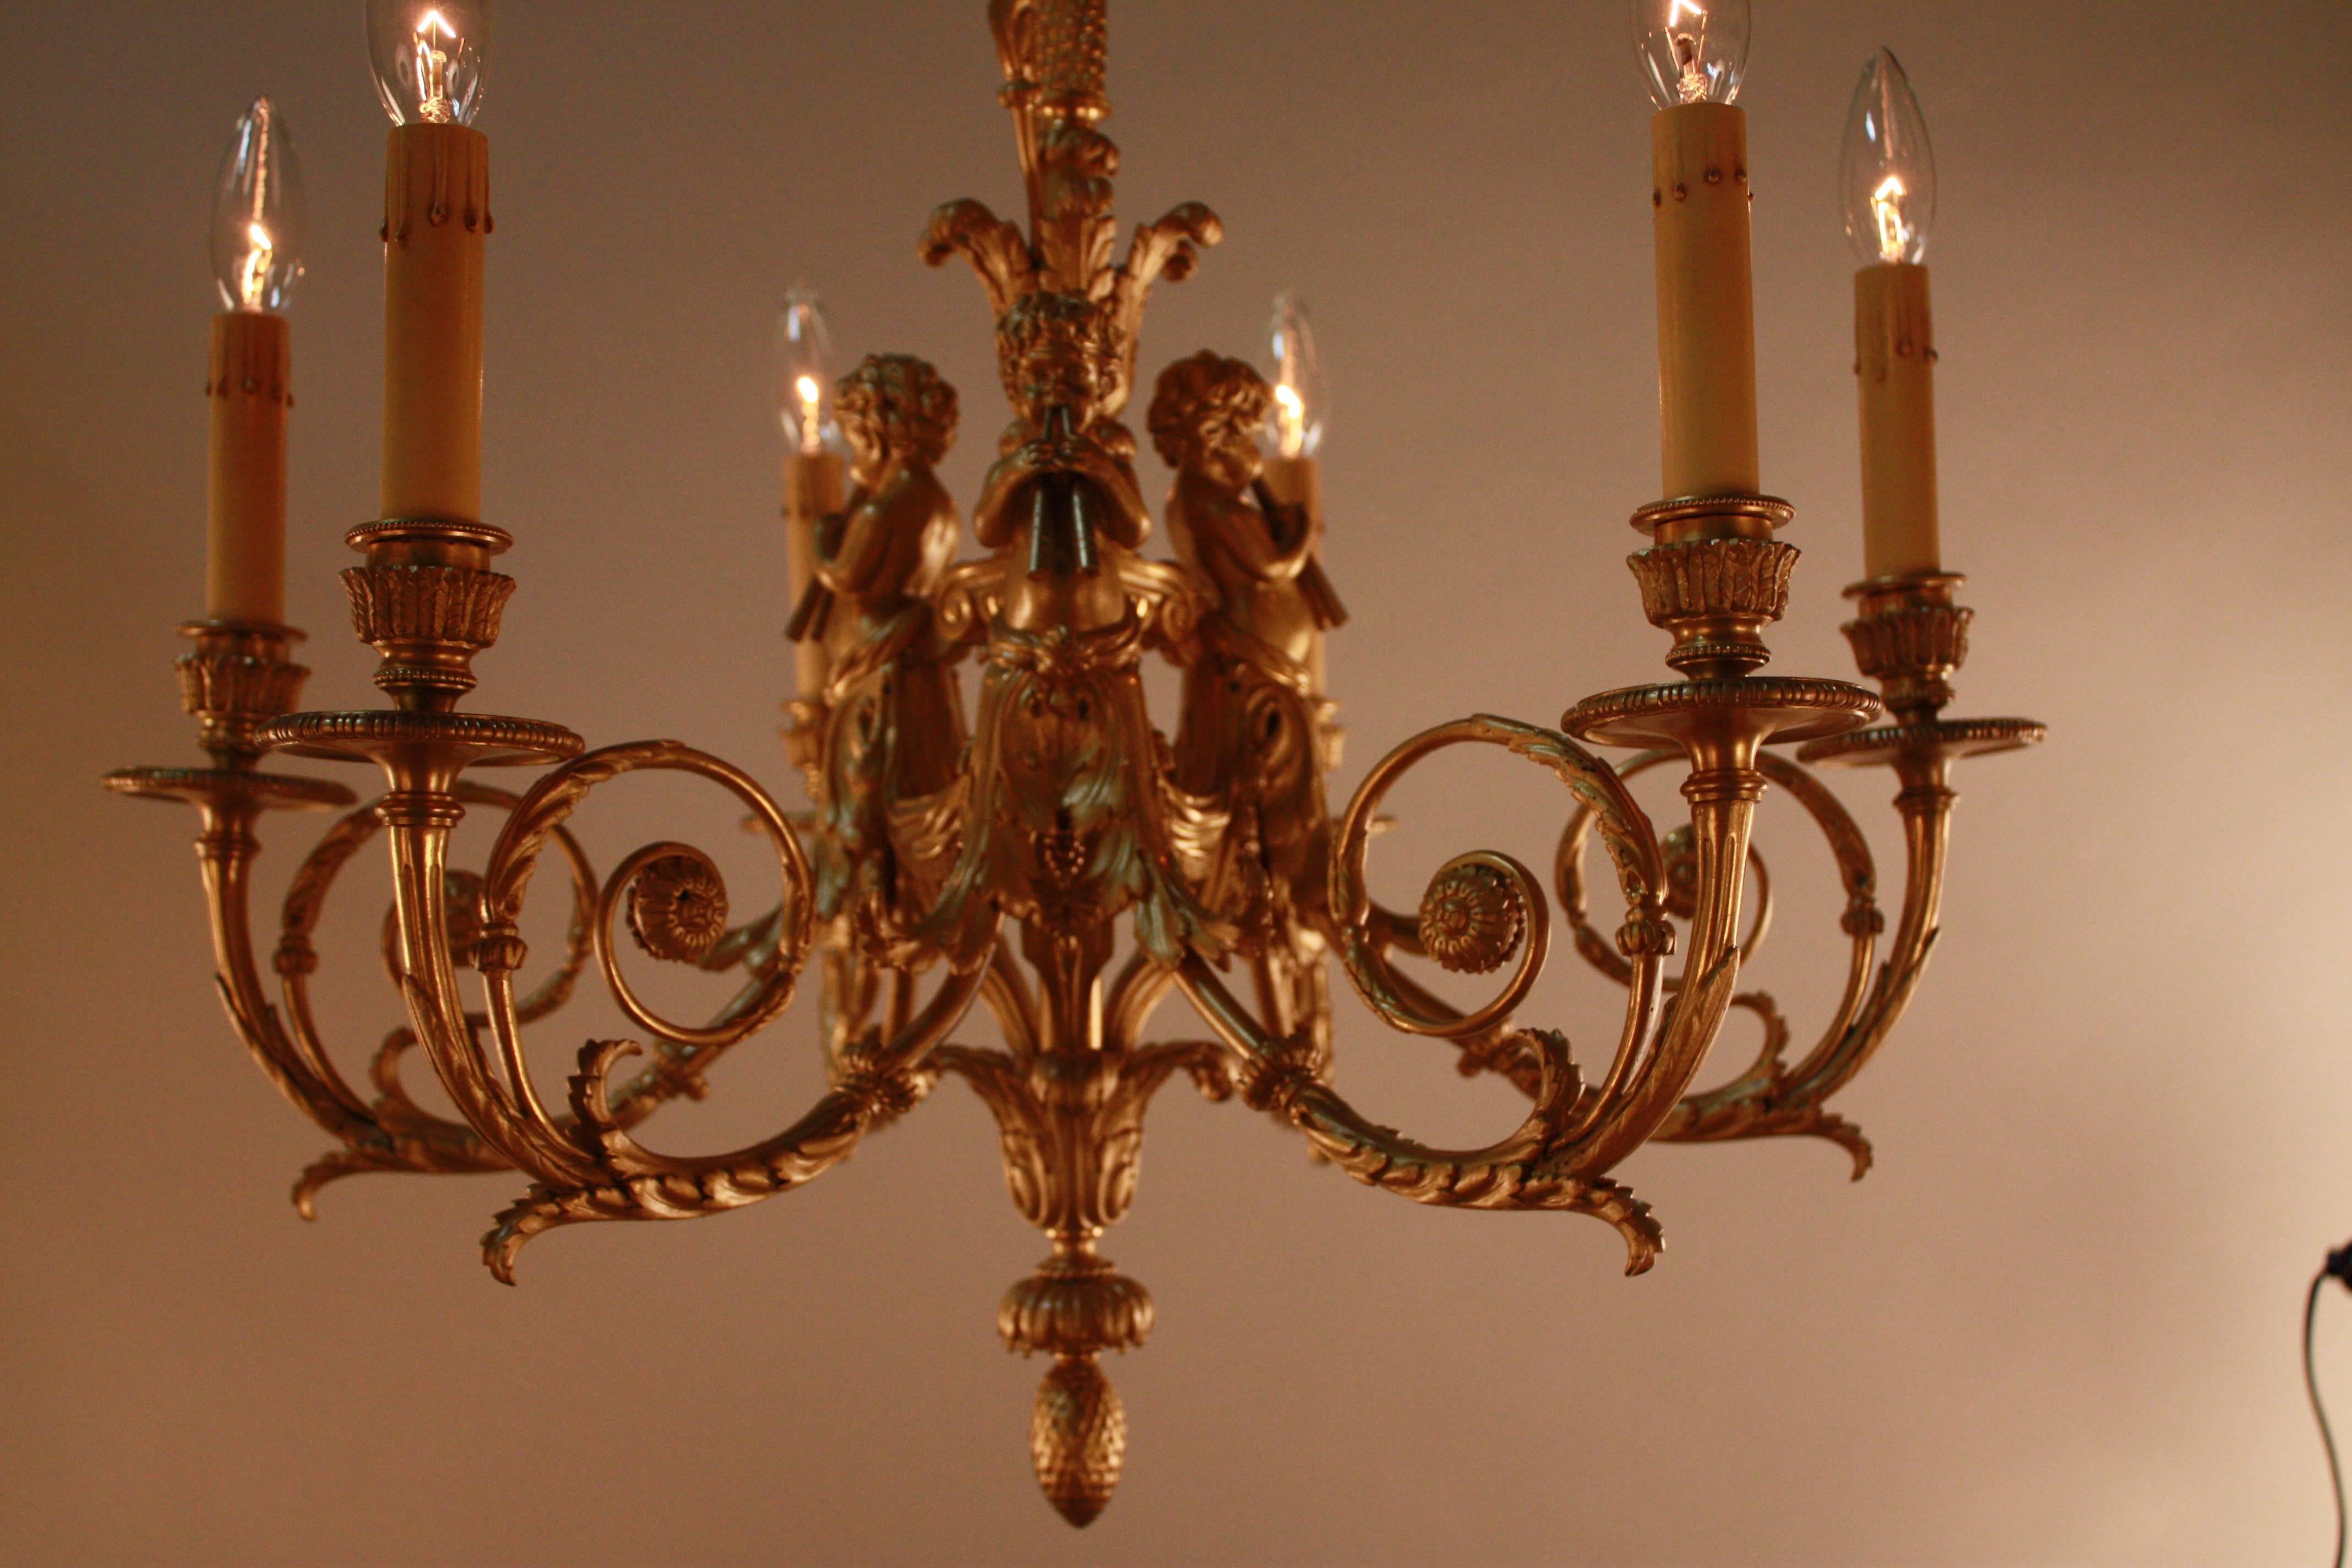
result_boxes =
[209,97,306,313]
[1840,48,1935,266]
[1261,292,1326,461]
[367,0,491,126]
[1631,0,1750,109]
[775,285,838,456]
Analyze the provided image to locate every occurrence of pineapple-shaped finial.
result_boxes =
[1031,1354,1126,1527]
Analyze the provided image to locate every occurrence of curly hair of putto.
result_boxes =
[838,353,959,466]
[1147,351,1270,470]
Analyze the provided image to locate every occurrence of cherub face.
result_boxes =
[1147,353,1271,489]
[1014,341,1097,428]
[1190,409,1264,493]
[840,404,887,475]
[999,293,1110,432]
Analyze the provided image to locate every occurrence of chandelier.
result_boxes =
[110,0,2043,1528]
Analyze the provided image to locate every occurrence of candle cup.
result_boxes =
[382,121,490,526]
[175,618,310,767]
[1651,102,1759,503]
[1854,262,1940,580]
[1626,495,1795,680]
[1836,571,1966,724]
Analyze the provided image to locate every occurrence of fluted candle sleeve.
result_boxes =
[1257,455,1320,525]
[1259,453,1327,692]
[1855,262,1940,579]
[785,451,846,698]
[205,311,291,622]
[382,122,489,523]
[1651,103,1759,500]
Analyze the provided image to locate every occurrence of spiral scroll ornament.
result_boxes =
[106,0,2039,1533]
[1553,749,1883,1173]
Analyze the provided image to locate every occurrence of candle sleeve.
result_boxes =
[205,310,291,623]
[1257,453,1346,688]
[785,451,846,699]
[1257,454,1320,530]
[1855,261,1940,579]
[1651,102,1760,500]
[382,121,490,524]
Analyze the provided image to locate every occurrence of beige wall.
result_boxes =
[6,2,2351,1562]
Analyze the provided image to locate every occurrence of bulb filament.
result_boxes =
[238,99,276,308]
[1667,0,1711,105]
[415,8,459,123]
[247,99,272,215]
[796,375,825,455]
[239,223,276,309]
[1273,383,1306,460]
[1871,175,1911,264]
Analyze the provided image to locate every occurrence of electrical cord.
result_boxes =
[2309,1243,2352,1568]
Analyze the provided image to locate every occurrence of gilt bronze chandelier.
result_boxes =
[111,0,2042,1528]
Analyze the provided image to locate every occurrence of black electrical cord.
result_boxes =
[2309,1244,2352,1568]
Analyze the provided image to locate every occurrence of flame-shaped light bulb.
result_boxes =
[775,286,839,456]
[367,0,491,126]
[210,97,306,314]
[1841,48,1935,266]
[1631,0,1750,109]
[1262,292,1327,461]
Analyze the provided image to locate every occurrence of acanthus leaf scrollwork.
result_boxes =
[114,0,2040,1531]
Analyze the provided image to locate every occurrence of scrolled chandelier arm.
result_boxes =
[108,0,2043,1529]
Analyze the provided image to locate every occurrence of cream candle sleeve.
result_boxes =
[1854,261,1941,579]
[785,450,846,699]
[382,122,490,524]
[1651,102,1760,500]
[1257,454,1321,521]
[204,310,291,623]
[1259,453,1328,694]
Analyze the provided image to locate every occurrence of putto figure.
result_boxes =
[1150,350,1342,933]
[791,352,968,937]
[109,0,2037,1533]
[923,290,1231,991]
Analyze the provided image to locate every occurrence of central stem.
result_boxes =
[1023,916,1111,1054]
